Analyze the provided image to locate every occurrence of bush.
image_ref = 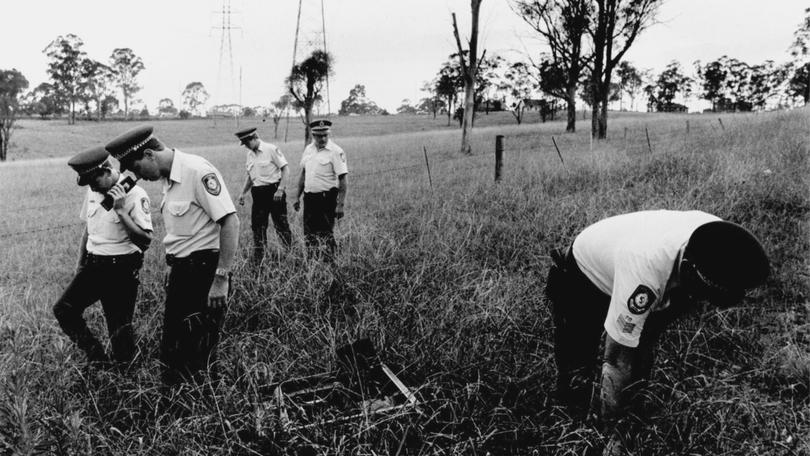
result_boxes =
[178,110,191,119]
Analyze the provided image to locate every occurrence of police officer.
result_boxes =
[105,125,240,386]
[234,127,291,264]
[545,210,769,455]
[54,146,153,367]
[293,120,348,260]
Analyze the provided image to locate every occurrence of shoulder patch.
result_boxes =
[140,197,150,213]
[338,151,346,163]
[202,173,221,196]
[627,285,656,315]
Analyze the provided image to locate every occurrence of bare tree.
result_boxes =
[451,0,483,155]
[512,0,591,133]
[588,0,662,139]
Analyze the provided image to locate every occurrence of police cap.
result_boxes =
[105,125,155,171]
[68,146,110,186]
[309,119,332,135]
[684,220,770,294]
[235,127,258,143]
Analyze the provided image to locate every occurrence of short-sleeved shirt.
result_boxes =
[246,140,287,186]
[161,149,236,258]
[300,139,348,193]
[80,176,153,256]
[572,210,721,348]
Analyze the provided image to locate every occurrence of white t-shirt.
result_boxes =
[161,150,236,257]
[572,210,721,347]
[80,176,153,256]
[300,140,348,193]
[246,140,287,186]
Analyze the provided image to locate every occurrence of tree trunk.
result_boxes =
[565,84,577,132]
[0,130,5,161]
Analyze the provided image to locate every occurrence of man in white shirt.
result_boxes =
[106,125,239,387]
[293,119,348,261]
[545,210,769,453]
[54,146,152,368]
[234,127,291,265]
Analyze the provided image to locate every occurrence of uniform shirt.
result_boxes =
[80,176,153,256]
[300,139,348,193]
[572,210,721,348]
[161,149,236,258]
[246,140,287,186]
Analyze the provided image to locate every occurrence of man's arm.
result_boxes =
[335,173,348,219]
[275,164,289,202]
[208,212,239,308]
[109,185,152,250]
[601,335,635,424]
[76,229,89,272]
[238,173,252,205]
[294,168,305,211]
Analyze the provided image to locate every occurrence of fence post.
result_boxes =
[422,146,433,188]
[645,126,653,154]
[686,120,690,134]
[624,127,628,139]
[495,135,504,182]
[551,136,566,172]
[718,118,725,130]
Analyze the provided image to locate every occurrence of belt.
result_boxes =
[166,249,219,266]
[85,252,143,266]
[304,188,337,197]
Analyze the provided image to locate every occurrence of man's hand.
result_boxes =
[335,203,344,219]
[208,275,229,309]
[293,200,300,212]
[273,188,285,202]
[109,184,127,211]
[238,195,245,206]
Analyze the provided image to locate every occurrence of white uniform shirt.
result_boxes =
[300,140,348,193]
[80,176,153,256]
[161,149,236,258]
[572,210,721,348]
[246,140,287,186]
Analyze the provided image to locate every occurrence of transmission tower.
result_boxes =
[291,0,330,115]
[212,0,241,116]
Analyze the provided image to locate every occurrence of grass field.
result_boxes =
[0,109,807,455]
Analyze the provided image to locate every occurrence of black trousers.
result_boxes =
[53,252,142,364]
[160,249,226,386]
[545,246,611,408]
[303,188,338,260]
[250,183,291,261]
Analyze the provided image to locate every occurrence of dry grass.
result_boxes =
[0,109,807,454]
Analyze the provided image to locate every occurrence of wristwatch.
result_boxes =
[215,267,230,278]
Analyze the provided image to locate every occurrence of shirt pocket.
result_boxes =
[165,200,195,236]
[255,159,274,176]
[315,156,332,173]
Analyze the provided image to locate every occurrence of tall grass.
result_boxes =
[0,109,807,454]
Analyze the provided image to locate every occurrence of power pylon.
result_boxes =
[212,0,241,116]
[291,0,330,115]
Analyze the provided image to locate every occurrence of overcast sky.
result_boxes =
[2,0,806,112]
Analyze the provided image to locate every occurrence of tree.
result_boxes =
[288,49,333,143]
[181,82,209,116]
[109,48,145,119]
[0,69,29,161]
[436,70,460,126]
[419,80,443,118]
[158,98,178,117]
[498,61,538,124]
[512,0,591,133]
[451,0,483,154]
[654,60,691,111]
[271,94,292,139]
[396,99,419,115]
[26,83,60,118]
[43,34,87,124]
[789,8,810,105]
[338,84,384,115]
[588,0,663,139]
[615,60,642,110]
[695,57,728,112]
[78,59,115,120]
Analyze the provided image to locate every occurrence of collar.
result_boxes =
[167,149,183,184]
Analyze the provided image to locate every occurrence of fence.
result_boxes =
[0,116,737,241]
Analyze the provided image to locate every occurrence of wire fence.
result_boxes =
[0,117,736,240]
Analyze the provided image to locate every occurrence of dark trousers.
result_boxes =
[53,252,142,365]
[250,183,291,262]
[303,189,338,260]
[160,250,226,386]
[545,246,611,409]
